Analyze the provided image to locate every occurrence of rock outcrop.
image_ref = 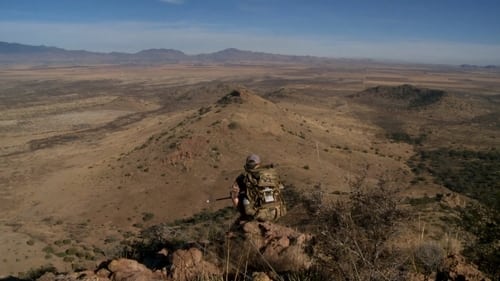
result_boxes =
[37,259,165,281]
[169,248,220,281]
[228,221,313,272]
[437,254,491,281]
[35,221,313,281]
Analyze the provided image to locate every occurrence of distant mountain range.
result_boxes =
[0,41,345,65]
[459,64,498,69]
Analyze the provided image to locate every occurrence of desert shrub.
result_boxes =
[410,148,500,210]
[408,89,444,108]
[20,264,57,280]
[63,256,75,262]
[104,236,118,244]
[65,247,78,255]
[198,106,212,115]
[387,132,426,145]
[458,203,500,279]
[173,206,235,226]
[314,177,409,280]
[119,206,236,261]
[280,183,302,208]
[142,212,154,222]
[281,267,330,281]
[227,121,239,130]
[301,184,324,215]
[191,276,224,281]
[93,247,105,256]
[413,242,445,278]
[216,90,242,106]
[407,195,438,206]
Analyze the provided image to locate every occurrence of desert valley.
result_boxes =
[0,44,499,280]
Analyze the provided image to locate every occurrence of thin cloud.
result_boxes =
[159,0,185,4]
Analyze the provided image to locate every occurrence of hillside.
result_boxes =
[350,84,447,109]
[0,81,415,276]
[84,86,410,227]
[1,62,499,279]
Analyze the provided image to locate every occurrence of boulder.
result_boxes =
[229,221,313,272]
[95,268,111,278]
[251,272,272,281]
[170,247,221,281]
[36,272,57,281]
[108,258,155,281]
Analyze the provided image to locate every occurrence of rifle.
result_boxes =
[205,193,233,203]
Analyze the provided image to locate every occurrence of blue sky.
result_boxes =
[1,0,499,64]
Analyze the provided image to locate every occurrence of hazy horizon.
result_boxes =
[1,0,500,65]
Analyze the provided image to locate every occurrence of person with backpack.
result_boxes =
[230,154,286,222]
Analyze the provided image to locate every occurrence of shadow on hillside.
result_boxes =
[0,277,27,281]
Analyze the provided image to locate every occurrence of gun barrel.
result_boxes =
[215,196,232,201]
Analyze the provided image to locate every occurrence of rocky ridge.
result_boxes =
[32,221,313,281]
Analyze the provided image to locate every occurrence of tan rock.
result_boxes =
[438,254,490,281]
[233,221,313,272]
[251,272,272,281]
[108,259,150,273]
[107,258,154,281]
[157,248,169,257]
[96,268,111,278]
[37,272,56,281]
[170,247,221,281]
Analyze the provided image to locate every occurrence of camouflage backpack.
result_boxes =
[243,166,286,221]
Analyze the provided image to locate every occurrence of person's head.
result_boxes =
[245,154,261,170]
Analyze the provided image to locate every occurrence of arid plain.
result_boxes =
[1,61,499,276]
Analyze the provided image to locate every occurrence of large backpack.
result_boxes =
[244,166,286,221]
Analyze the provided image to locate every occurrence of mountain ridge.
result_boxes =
[0,41,356,65]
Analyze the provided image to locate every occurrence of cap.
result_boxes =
[246,154,261,167]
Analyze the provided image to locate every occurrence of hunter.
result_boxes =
[230,154,286,221]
